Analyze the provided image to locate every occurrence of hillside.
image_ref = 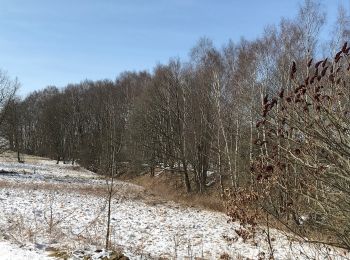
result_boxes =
[0,153,346,259]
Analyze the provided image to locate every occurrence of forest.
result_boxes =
[0,0,349,253]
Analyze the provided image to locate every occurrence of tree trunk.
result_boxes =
[183,162,191,192]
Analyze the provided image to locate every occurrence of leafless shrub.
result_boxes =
[254,44,350,250]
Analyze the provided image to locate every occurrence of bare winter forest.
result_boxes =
[0,0,350,259]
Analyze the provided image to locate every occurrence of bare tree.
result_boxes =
[254,44,350,250]
[0,70,19,153]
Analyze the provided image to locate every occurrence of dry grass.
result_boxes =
[0,179,148,203]
[0,151,51,163]
[123,170,225,212]
[0,179,104,196]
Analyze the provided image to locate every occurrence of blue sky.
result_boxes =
[0,0,347,96]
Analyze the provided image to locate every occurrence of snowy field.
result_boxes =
[0,154,348,259]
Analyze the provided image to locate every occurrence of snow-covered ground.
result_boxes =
[0,241,50,260]
[0,154,348,259]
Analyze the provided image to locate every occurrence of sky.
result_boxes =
[0,0,348,97]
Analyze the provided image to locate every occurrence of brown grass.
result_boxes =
[0,151,50,163]
[0,179,146,202]
[122,170,225,212]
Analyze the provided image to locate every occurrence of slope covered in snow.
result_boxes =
[0,154,347,259]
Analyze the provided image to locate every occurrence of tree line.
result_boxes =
[1,0,350,250]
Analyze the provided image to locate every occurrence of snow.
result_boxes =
[0,154,348,259]
[0,241,50,260]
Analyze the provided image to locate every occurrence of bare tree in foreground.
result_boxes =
[254,44,350,250]
[102,87,125,250]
